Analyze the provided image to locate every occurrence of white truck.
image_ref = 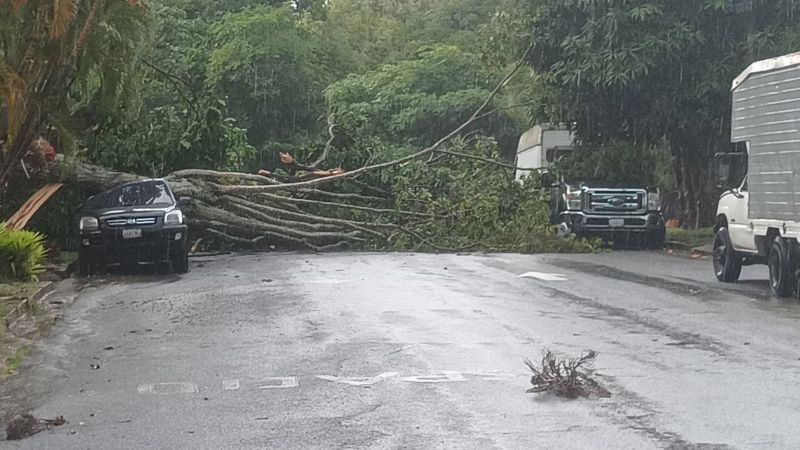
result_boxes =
[714,52,800,297]
[516,125,665,247]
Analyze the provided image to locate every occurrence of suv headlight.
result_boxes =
[164,210,184,225]
[79,216,99,231]
[648,191,662,211]
[564,189,582,210]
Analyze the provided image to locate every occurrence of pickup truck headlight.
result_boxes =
[564,191,582,210]
[648,191,662,211]
[79,216,99,231]
[164,210,184,225]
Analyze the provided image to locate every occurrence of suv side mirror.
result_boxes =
[178,197,192,207]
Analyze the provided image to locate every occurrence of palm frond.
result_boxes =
[0,64,28,145]
[50,0,79,39]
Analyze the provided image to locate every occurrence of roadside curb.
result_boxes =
[1,281,56,332]
[666,241,713,256]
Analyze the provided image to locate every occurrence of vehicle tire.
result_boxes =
[713,227,742,283]
[769,237,795,298]
[78,252,91,277]
[172,249,189,274]
[647,227,666,250]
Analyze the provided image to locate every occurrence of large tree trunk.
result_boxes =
[673,153,716,230]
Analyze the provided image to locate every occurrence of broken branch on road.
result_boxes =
[525,349,609,399]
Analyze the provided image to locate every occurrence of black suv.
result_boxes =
[78,179,190,275]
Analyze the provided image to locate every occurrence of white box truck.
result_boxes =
[714,52,800,296]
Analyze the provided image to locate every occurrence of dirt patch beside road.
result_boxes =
[0,279,79,382]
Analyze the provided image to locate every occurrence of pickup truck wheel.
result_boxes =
[769,237,795,298]
[647,227,666,250]
[713,227,742,283]
[172,249,189,274]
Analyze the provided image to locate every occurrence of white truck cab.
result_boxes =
[714,52,800,296]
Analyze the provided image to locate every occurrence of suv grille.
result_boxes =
[106,217,158,227]
[588,191,645,214]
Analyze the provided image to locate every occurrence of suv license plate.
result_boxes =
[609,219,625,228]
[122,229,142,239]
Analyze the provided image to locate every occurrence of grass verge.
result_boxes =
[667,227,715,249]
[4,345,30,376]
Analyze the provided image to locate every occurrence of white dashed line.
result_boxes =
[223,379,240,391]
[137,382,199,395]
[254,377,298,389]
[317,372,397,386]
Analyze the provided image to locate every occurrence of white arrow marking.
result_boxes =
[400,371,467,383]
[317,372,397,386]
[466,372,519,381]
[518,272,567,282]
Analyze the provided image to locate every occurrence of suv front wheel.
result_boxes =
[172,248,189,274]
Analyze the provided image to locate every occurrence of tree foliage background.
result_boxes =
[3,0,799,251]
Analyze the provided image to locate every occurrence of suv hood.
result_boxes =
[85,206,175,217]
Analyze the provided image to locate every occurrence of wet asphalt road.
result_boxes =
[2,251,800,449]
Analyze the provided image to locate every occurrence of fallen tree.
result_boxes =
[24,44,596,254]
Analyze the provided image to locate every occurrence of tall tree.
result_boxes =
[0,0,146,190]
[508,0,800,226]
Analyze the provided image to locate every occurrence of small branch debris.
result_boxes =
[525,350,610,399]
[6,414,66,441]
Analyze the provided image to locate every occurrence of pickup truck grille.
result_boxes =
[105,217,158,227]
[587,191,645,214]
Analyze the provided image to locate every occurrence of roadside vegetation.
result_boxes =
[4,345,30,376]
[0,226,47,282]
[3,0,800,256]
[667,227,716,250]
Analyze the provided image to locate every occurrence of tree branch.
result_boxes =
[255,192,438,218]
[235,43,534,193]
[434,149,545,172]
[311,114,336,168]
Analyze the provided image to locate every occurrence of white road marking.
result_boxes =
[400,371,467,383]
[317,372,397,386]
[305,279,353,285]
[518,271,567,281]
[137,382,199,395]
[223,379,240,391]
[466,372,519,381]
[255,377,298,389]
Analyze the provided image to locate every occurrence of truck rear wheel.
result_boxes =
[769,237,795,298]
[713,227,742,283]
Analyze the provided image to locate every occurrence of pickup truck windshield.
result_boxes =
[86,181,173,210]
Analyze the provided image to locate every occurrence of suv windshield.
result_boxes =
[86,180,174,210]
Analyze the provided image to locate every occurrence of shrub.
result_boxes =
[0,224,48,282]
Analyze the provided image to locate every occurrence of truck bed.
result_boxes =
[732,63,800,221]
